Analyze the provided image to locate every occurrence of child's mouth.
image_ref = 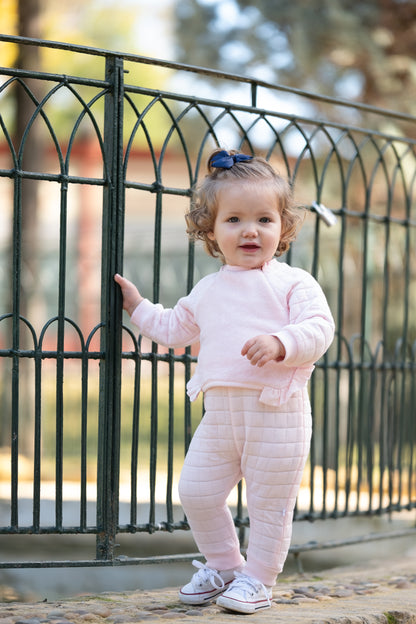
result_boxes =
[240,244,260,251]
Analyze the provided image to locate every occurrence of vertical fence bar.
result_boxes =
[148,188,163,531]
[55,181,69,530]
[32,342,42,531]
[166,350,175,530]
[129,339,142,527]
[184,239,195,458]
[10,175,22,529]
[96,55,125,560]
[80,345,89,530]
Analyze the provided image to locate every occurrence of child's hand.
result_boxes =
[241,335,286,367]
[114,274,144,317]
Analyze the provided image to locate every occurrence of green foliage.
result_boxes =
[174,0,416,120]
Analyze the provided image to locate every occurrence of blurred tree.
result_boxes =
[1,0,174,142]
[0,0,174,451]
[15,0,44,322]
[174,0,416,117]
[0,0,45,451]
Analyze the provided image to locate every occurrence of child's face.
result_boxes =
[208,182,282,269]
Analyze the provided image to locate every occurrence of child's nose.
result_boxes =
[242,222,258,237]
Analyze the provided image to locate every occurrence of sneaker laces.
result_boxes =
[190,559,225,591]
[231,572,272,606]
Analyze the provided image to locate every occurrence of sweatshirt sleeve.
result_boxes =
[130,294,200,348]
[274,271,335,367]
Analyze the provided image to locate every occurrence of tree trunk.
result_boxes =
[16,0,43,321]
[0,0,44,451]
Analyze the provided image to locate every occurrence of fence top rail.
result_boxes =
[2,34,416,128]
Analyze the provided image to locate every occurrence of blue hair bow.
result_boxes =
[210,150,253,169]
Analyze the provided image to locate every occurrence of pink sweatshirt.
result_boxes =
[131,259,335,406]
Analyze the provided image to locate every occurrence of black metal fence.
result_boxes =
[0,35,415,568]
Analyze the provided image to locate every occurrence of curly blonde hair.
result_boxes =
[186,149,301,261]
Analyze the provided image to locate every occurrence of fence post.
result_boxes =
[96,55,125,560]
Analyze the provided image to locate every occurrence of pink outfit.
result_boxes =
[131,259,335,406]
[130,259,334,586]
[178,387,312,586]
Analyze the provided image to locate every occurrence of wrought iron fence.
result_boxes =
[0,35,415,568]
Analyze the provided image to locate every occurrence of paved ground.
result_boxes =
[0,556,415,624]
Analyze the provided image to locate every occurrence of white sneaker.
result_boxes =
[179,559,234,605]
[216,572,272,614]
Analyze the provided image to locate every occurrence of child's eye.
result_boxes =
[228,216,239,223]
[259,216,271,223]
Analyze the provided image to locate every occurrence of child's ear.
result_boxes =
[207,231,216,241]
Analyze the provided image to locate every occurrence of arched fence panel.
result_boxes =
[0,36,415,568]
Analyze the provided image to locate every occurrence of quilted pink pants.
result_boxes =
[178,387,312,587]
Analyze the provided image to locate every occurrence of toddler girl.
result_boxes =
[114,149,335,614]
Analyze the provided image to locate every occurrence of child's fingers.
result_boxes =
[247,347,263,366]
[242,335,280,367]
[242,341,263,365]
[241,338,255,356]
[114,274,132,291]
